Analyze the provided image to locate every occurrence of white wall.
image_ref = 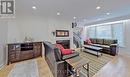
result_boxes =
[7,16,73,48]
[7,19,22,43]
[0,20,8,69]
[44,17,73,45]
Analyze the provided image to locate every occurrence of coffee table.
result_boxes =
[65,56,89,77]
[83,45,102,57]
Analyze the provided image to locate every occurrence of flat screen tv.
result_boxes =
[21,43,33,51]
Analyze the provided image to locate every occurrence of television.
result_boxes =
[21,43,33,51]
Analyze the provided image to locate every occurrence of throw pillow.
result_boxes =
[86,38,92,45]
[61,49,73,55]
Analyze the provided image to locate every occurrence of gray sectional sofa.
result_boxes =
[84,38,118,56]
[44,41,67,77]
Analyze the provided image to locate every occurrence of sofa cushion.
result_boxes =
[91,44,100,47]
[91,44,110,48]
[62,49,73,55]
[91,44,103,47]
[100,45,110,48]
[62,52,79,60]
[55,44,73,55]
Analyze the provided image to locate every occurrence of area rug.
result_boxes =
[8,59,39,77]
[80,51,114,77]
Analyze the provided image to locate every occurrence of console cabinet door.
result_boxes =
[20,50,34,60]
[8,44,20,63]
[33,42,42,57]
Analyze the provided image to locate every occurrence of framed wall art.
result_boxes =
[56,30,69,37]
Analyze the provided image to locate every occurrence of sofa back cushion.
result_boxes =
[96,39,104,44]
[85,38,92,44]
[89,38,117,46]
[90,38,97,44]
[55,44,65,50]
[55,44,73,55]
[54,48,62,61]
[103,39,116,45]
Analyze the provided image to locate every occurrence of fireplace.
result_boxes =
[56,40,70,49]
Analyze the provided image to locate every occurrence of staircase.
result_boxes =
[73,32,82,48]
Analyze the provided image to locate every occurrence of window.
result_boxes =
[97,25,112,39]
[87,27,96,38]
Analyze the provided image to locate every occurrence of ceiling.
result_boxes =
[16,0,130,24]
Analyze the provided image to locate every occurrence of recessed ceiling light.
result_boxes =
[32,6,37,10]
[96,6,101,10]
[57,12,60,16]
[106,13,110,15]
[73,17,76,19]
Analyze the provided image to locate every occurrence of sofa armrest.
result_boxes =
[62,52,79,60]
[55,61,67,77]
[110,44,118,56]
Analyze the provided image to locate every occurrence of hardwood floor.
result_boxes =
[0,63,14,77]
[93,53,130,77]
[37,57,53,77]
[0,53,130,77]
[0,57,53,77]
